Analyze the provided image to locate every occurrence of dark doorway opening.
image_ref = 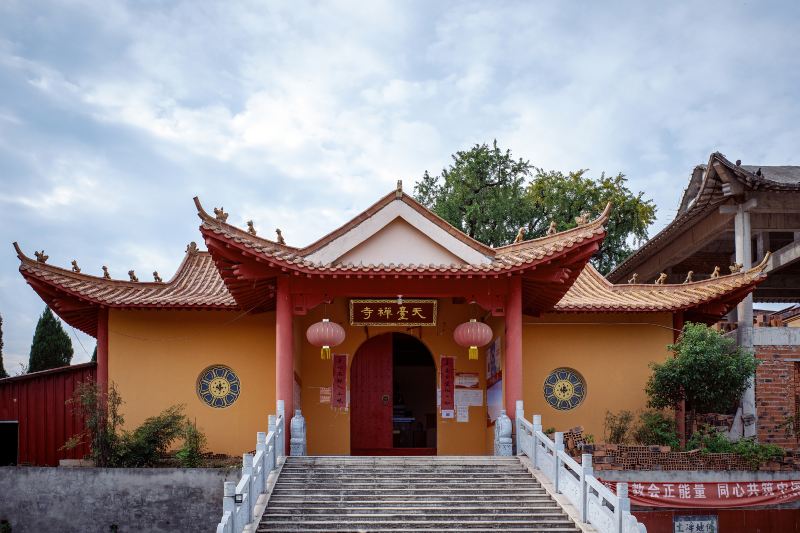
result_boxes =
[0,422,19,466]
[350,333,437,455]
[392,334,436,451]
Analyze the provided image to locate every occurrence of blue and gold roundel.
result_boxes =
[197,365,240,408]
[543,368,586,411]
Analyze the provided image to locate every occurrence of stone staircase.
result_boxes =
[257,456,582,532]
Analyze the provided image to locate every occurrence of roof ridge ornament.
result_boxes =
[276,228,285,245]
[71,260,81,273]
[729,262,743,274]
[153,271,163,283]
[396,179,403,198]
[247,220,257,236]
[513,227,526,244]
[546,221,557,236]
[574,211,590,226]
[213,206,228,222]
[684,271,693,283]
[128,270,139,282]
[710,266,721,279]
[186,242,199,255]
[34,250,48,263]
[627,273,638,284]
[102,266,111,279]
[654,273,667,285]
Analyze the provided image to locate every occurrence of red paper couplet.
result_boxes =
[440,356,455,411]
[332,354,348,408]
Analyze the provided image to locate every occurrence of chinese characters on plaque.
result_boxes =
[331,354,347,409]
[350,299,437,326]
[673,515,717,533]
[440,356,455,416]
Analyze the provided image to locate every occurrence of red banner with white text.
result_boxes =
[600,479,800,508]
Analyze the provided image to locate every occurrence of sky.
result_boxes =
[1,0,799,375]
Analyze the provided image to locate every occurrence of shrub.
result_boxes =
[63,381,124,467]
[632,410,679,448]
[118,405,186,467]
[646,322,758,437]
[176,420,207,468]
[687,426,784,469]
[604,410,633,444]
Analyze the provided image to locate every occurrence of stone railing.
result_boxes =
[216,401,306,533]
[512,401,647,533]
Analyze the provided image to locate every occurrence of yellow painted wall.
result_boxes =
[108,309,275,456]
[521,312,674,440]
[298,298,490,456]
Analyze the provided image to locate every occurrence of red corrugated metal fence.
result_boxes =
[0,363,95,466]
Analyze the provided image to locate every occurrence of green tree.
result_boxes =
[28,307,73,373]
[414,142,656,273]
[414,140,535,247]
[646,322,759,435]
[0,313,7,379]
[525,170,656,274]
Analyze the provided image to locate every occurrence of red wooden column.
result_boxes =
[276,275,294,444]
[673,311,686,447]
[96,307,109,392]
[505,275,523,420]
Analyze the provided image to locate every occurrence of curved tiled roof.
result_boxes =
[195,196,611,275]
[609,152,800,282]
[14,242,236,335]
[556,255,769,318]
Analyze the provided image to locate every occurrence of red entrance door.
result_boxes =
[350,334,393,453]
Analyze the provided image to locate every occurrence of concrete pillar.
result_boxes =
[276,275,294,448]
[505,275,523,420]
[96,308,109,392]
[735,203,756,438]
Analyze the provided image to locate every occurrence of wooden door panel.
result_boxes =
[350,334,393,451]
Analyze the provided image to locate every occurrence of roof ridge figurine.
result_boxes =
[654,273,667,285]
[276,228,285,245]
[683,271,693,283]
[627,273,638,284]
[729,263,743,274]
[513,227,526,244]
[247,220,257,236]
[102,265,111,279]
[710,266,721,279]
[153,271,163,282]
[34,250,48,263]
[71,260,81,273]
[546,221,557,236]
[213,207,228,222]
[128,270,138,282]
[186,242,199,255]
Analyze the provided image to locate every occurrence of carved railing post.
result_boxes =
[615,483,630,533]
[242,453,254,524]
[580,453,592,523]
[276,400,285,458]
[532,414,542,469]
[222,481,236,532]
[290,409,307,456]
[554,432,564,493]
[515,400,524,455]
[494,409,513,456]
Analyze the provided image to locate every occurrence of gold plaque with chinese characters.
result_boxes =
[349,299,437,326]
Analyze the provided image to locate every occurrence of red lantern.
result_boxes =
[454,319,493,360]
[306,318,345,360]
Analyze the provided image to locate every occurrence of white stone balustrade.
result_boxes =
[515,402,648,533]
[216,400,288,533]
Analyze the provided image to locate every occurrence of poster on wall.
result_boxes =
[440,356,455,412]
[486,337,503,425]
[331,354,348,409]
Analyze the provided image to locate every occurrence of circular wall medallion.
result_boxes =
[197,365,240,408]
[543,368,586,411]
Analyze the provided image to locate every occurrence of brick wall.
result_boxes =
[756,345,800,448]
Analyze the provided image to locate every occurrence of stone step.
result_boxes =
[274,480,542,488]
[279,471,534,477]
[257,522,579,531]
[256,523,580,533]
[265,505,563,513]
[267,497,557,505]
[262,514,574,522]
[265,510,570,518]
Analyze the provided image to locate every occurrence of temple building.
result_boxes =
[13,183,768,456]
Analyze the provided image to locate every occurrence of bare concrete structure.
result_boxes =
[610,152,800,439]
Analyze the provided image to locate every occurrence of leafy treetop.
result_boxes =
[414,141,656,274]
[28,307,73,373]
